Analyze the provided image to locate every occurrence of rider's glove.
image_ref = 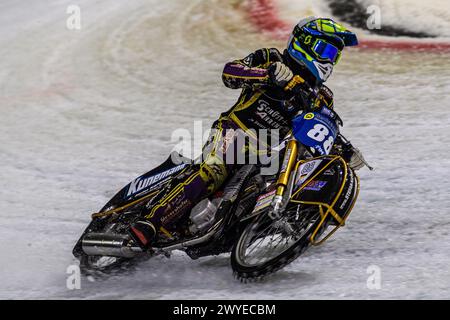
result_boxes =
[347,146,365,171]
[268,62,293,87]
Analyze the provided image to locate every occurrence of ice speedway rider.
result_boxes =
[129,17,366,249]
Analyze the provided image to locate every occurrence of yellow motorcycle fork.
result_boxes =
[275,139,298,197]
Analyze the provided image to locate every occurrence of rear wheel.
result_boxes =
[231,204,327,281]
[79,254,133,275]
[76,220,147,275]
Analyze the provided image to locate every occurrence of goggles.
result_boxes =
[312,40,341,64]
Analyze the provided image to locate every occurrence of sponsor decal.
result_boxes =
[315,145,325,155]
[304,113,315,120]
[256,99,288,129]
[319,106,343,126]
[280,149,292,173]
[300,161,316,175]
[161,194,190,225]
[320,106,333,117]
[339,170,355,210]
[253,190,276,213]
[304,180,327,192]
[314,112,338,132]
[126,164,186,198]
[295,160,322,186]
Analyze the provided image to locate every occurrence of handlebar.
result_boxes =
[338,134,374,171]
[284,75,306,92]
[284,75,318,98]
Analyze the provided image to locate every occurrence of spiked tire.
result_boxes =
[231,207,327,281]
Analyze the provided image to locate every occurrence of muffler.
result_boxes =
[81,233,142,258]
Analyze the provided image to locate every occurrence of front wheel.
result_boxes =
[231,204,327,281]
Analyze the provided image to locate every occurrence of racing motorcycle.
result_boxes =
[73,76,371,281]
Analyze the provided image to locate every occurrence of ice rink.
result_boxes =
[1,0,450,299]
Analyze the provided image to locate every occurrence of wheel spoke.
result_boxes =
[237,206,320,267]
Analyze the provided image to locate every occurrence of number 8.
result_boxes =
[307,124,329,142]
[323,136,334,154]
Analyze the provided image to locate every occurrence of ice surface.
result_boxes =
[0,0,449,299]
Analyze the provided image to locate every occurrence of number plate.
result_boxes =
[292,109,339,155]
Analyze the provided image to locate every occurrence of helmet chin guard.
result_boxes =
[312,61,333,82]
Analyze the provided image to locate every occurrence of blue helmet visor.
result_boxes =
[312,40,340,63]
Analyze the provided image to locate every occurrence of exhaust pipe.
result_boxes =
[82,219,223,258]
[81,233,142,258]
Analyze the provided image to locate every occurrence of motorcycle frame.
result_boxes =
[91,190,160,219]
